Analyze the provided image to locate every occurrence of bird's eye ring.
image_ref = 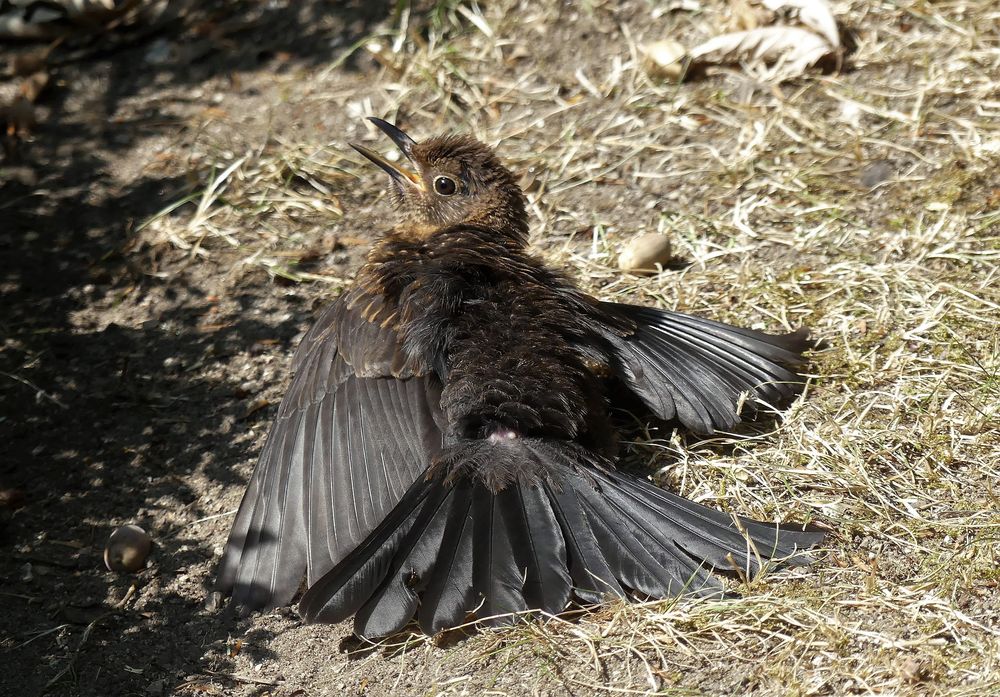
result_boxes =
[433,176,458,196]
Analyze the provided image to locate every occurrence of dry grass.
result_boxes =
[146,0,1000,694]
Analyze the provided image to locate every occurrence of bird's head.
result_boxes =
[352,118,529,245]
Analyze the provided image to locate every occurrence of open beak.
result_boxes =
[351,117,424,190]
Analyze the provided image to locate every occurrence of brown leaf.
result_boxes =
[19,71,49,103]
[10,48,49,76]
[761,0,840,48]
[242,397,272,419]
[4,96,36,135]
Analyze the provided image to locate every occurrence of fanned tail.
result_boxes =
[299,439,822,637]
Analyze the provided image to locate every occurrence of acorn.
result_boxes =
[103,524,152,573]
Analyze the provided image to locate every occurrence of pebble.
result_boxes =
[641,40,687,80]
[860,160,894,188]
[618,233,672,274]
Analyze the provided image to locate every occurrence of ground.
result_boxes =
[1,1,998,695]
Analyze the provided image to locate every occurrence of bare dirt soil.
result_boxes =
[2,1,998,696]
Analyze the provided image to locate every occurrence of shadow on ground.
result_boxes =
[0,2,414,694]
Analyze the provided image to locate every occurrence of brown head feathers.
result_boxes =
[353,118,529,244]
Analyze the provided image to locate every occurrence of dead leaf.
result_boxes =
[19,71,49,103]
[200,106,228,120]
[4,96,36,135]
[337,236,370,246]
[0,488,26,510]
[689,25,833,77]
[760,0,840,48]
[242,398,271,419]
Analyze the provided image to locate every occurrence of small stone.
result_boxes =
[104,525,152,573]
[860,160,893,188]
[641,40,688,81]
[618,233,673,274]
[900,656,927,684]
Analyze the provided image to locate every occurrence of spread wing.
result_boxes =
[216,289,444,611]
[596,301,813,434]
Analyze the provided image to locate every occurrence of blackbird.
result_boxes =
[217,118,823,637]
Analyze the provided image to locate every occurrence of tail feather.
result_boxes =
[577,480,722,598]
[609,472,823,564]
[352,485,453,638]
[417,482,476,634]
[606,474,768,568]
[300,478,445,626]
[500,482,573,613]
[543,475,626,603]
[299,439,822,637]
[471,484,529,624]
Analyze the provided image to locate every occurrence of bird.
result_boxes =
[216,117,824,638]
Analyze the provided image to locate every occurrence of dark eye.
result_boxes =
[433,176,457,196]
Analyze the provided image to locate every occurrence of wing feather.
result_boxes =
[217,292,442,610]
[598,301,812,433]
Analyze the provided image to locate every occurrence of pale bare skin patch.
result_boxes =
[487,428,519,444]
